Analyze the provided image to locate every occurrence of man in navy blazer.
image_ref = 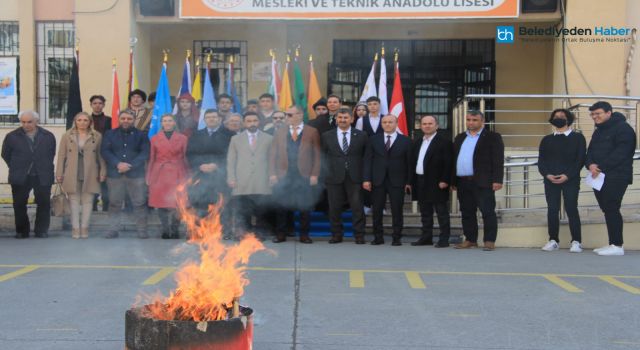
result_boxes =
[363,115,413,245]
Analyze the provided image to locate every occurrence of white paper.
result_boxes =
[585,172,605,191]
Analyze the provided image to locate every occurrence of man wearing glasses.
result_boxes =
[269,105,321,243]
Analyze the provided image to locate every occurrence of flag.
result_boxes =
[278,59,292,111]
[307,55,322,119]
[148,63,171,139]
[226,58,243,113]
[65,53,82,130]
[198,63,217,130]
[359,55,377,102]
[378,52,389,115]
[268,54,281,107]
[390,60,408,135]
[172,56,192,114]
[111,63,121,128]
[292,54,307,121]
[191,63,202,104]
[127,49,139,93]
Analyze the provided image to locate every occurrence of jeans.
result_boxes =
[107,176,148,233]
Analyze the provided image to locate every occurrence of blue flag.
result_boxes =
[172,58,192,114]
[226,62,242,113]
[198,66,217,130]
[148,64,171,139]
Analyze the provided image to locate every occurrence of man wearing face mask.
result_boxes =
[538,109,586,253]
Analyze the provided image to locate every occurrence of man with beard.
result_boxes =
[129,89,152,132]
[173,93,199,137]
[264,110,286,135]
[227,112,273,239]
[269,105,321,244]
[322,107,368,244]
[217,93,234,121]
[187,109,235,238]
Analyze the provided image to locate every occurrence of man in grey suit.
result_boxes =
[322,107,369,244]
[227,111,273,239]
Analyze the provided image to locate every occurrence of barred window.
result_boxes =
[36,22,75,124]
[193,40,248,107]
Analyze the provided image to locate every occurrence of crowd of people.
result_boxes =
[1,92,636,255]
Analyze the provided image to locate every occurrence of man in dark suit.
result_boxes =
[2,110,56,238]
[363,115,412,245]
[452,110,504,251]
[308,98,333,136]
[269,105,321,243]
[322,107,369,244]
[411,115,453,248]
[186,109,235,238]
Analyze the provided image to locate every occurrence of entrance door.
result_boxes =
[328,39,495,137]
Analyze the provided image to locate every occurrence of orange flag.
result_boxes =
[278,57,293,111]
[307,55,322,120]
[111,63,121,128]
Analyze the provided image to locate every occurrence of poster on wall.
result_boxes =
[0,57,18,115]
[180,0,519,19]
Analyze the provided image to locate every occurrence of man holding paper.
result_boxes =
[538,109,586,253]
[585,101,637,256]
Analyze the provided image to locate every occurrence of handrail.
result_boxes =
[463,94,640,101]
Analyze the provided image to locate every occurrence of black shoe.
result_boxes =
[299,236,313,244]
[161,232,171,239]
[355,238,366,245]
[14,233,28,239]
[435,242,450,248]
[272,237,286,243]
[370,238,385,245]
[34,232,48,238]
[411,238,433,246]
[391,240,402,246]
[329,238,343,244]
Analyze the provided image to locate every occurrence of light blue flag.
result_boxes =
[198,66,217,130]
[148,64,172,139]
[226,62,243,113]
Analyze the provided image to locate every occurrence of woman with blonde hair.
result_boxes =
[56,112,106,238]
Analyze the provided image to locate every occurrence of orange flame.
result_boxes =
[142,182,265,322]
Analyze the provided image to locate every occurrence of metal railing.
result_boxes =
[451,94,640,146]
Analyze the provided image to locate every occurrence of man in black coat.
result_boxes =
[585,101,637,256]
[452,110,504,251]
[308,98,333,136]
[322,107,369,244]
[187,109,235,237]
[2,110,56,238]
[363,115,412,245]
[411,115,453,248]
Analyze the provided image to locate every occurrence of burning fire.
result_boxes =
[142,183,265,322]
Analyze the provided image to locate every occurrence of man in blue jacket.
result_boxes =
[100,110,150,238]
[586,101,637,256]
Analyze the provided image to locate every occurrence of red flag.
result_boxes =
[111,64,121,128]
[390,61,408,135]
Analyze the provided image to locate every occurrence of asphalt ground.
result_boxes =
[0,231,639,350]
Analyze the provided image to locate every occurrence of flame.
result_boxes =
[142,182,265,322]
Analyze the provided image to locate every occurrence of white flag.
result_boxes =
[378,55,389,115]
[359,59,377,102]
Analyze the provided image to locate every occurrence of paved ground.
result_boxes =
[1,231,639,350]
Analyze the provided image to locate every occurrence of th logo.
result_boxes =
[496,26,515,44]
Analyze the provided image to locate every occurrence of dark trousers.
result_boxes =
[93,181,110,211]
[274,173,313,239]
[457,177,498,243]
[157,208,179,235]
[371,178,405,239]
[594,179,628,246]
[544,178,581,243]
[11,175,51,236]
[419,200,451,244]
[234,195,267,236]
[277,210,310,238]
[327,173,366,239]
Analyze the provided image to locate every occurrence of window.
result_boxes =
[0,21,19,124]
[192,40,247,107]
[36,22,75,124]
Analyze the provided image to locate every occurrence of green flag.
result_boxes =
[292,59,308,121]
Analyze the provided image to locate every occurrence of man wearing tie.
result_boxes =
[269,105,321,243]
[452,110,504,251]
[411,115,453,247]
[322,107,369,244]
[363,115,412,246]
[227,112,273,239]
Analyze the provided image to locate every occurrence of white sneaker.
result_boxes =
[364,206,372,215]
[596,245,624,256]
[541,240,559,252]
[593,245,610,253]
[569,241,583,253]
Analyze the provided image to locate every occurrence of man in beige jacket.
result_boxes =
[227,111,273,239]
